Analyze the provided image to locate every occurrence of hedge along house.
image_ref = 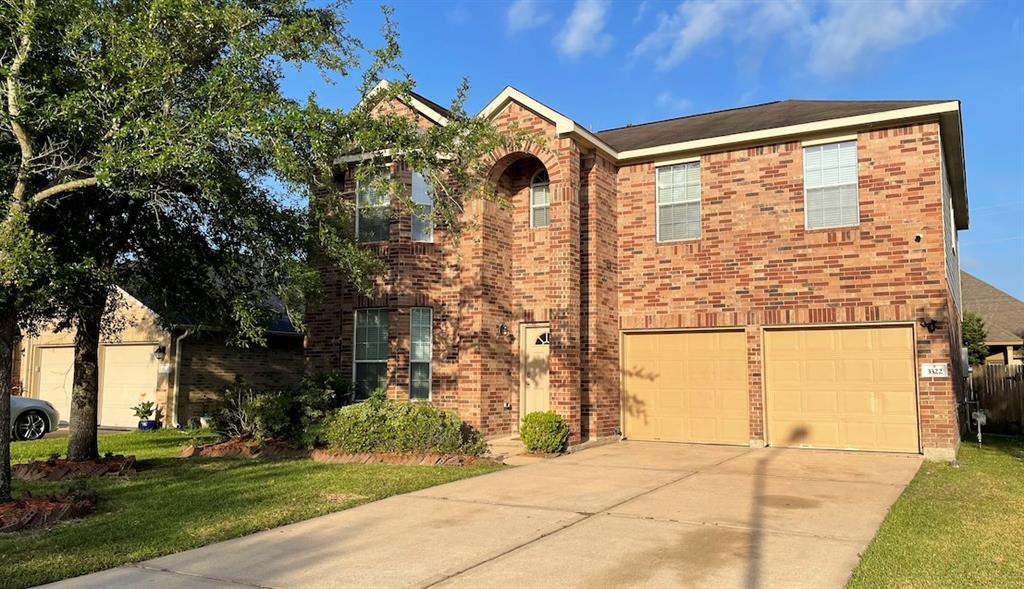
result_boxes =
[305,84,970,461]
[15,288,304,428]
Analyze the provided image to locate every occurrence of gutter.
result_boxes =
[171,328,193,428]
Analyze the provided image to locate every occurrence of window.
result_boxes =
[804,141,859,229]
[354,309,389,399]
[356,174,390,242]
[656,162,700,241]
[409,308,432,400]
[411,172,434,243]
[534,332,550,345]
[530,169,550,228]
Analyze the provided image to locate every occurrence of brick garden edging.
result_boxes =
[12,455,136,481]
[0,491,97,533]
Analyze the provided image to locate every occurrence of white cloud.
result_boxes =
[634,0,964,77]
[507,0,550,33]
[556,0,613,58]
[656,91,692,113]
[808,0,965,76]
[633,0,650,25]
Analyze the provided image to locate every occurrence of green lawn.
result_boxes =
[848,436,1024,589]
[1,430,503,589]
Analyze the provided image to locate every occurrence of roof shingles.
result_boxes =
[962,272,1024,345]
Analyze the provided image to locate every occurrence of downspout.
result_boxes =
[171,328,193,428]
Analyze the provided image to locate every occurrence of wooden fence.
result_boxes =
[972,364,1024,434]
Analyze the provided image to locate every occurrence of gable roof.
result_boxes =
[594,100,950,151]
[961,271,1024,345]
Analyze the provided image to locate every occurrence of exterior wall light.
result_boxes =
[154,345,167,361]
[919,318,940,333]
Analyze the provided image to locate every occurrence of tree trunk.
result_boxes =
[0,305,18,502]
[66,297,105,462]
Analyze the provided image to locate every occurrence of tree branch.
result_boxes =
[30,177,99,204]
[6,0,36,204]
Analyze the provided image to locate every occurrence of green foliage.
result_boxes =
[129,401,155,421]
[963,311,989,366]
[324,390,488,456]
[208,373,353,447]
[520,411,569,454]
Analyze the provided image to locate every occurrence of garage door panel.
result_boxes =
[35,347,75,423]
[100,345,159,428]
[623,331,748,445]
[766,326,918,453]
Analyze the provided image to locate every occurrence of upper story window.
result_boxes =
[409,307,432,400]
[804,141,858,230]
[530,169,550,228]
[656,162,701,242]
[354,309,389,399]
[356,174,390,242]
[411,172,434,243]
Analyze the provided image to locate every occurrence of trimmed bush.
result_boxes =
[324,391,488,456]
[520,411,569,453]
[208,372,354,447]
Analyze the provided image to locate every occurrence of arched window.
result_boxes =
[530,169,550,228]
[534,332,550,345]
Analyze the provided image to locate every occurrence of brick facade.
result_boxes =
[306,95,966,458]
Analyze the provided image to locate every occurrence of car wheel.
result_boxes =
[15,411,48,441]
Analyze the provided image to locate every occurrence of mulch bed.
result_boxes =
[12,455,136,482]
[181,438,496,466]
[0,491,97,533]
[180,438,310,460]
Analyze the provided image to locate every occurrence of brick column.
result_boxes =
[746,324,765,447]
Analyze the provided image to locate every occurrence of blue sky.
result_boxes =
[284,0,1024,299]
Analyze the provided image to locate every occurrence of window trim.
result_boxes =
[409,307,432,401]
[352,308,389,399]
[355,174,391,244]
[411,171,434,243]
[802,140,860,231]
[655,161,701,243]
[529,169,550,229]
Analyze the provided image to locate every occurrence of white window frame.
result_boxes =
[355,173,391,243]
[529,169,550,228]
[352,308,389,398]
[803,140,859,230]
[409,307,432,400]
[655,161,701,243]
[411,171,434,243]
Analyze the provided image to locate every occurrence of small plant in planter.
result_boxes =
[131,401,161,431]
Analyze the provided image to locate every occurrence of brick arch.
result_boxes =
[486,149,562,187]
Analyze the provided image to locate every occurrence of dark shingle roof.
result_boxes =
[595,99,949,152]
[962,271,1024,345]
[409,89,450,118]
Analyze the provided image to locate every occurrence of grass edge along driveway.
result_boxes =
[1,430,503,589]
[847,435,1024,588]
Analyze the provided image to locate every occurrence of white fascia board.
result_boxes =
[478,87,619,159]
[359,80,449,127]
[616,101,961,162]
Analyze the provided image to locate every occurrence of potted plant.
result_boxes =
[131,401,161,431]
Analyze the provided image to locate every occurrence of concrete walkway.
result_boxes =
[41,442,921,589]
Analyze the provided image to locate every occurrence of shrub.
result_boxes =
[207,372,354,447]
[520,411,569,453]
[324,390,488,456]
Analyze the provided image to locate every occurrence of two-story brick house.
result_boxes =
[306,85,969,461]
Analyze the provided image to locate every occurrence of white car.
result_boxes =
[10,396,60,441]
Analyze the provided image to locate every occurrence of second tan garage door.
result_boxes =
[100,344,160,427]
[622,331,748,444]
[765,326,919,452]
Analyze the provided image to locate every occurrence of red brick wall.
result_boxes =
[178,333,305,422]
[616,122,961,453]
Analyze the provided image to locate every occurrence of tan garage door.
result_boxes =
[765,326,919,452]
[35,346,75,424]
[100,345,160,427]
[622,331,748,444]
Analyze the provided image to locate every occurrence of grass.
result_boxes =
[1,430,504,589]
[848,436,1024,589]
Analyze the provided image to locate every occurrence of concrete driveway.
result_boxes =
[43,441,921,589]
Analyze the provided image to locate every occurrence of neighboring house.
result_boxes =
[15,288,303,428]
[962,271,1024,365]
[306,84,970,461]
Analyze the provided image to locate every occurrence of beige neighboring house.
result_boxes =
[962,271,1024,365]
[15,288,304,428]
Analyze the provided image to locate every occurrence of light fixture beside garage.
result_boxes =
[153,345,167,361]
[918,318,940,333]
